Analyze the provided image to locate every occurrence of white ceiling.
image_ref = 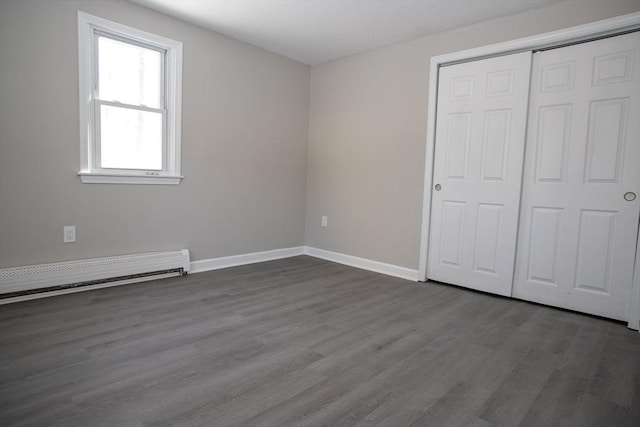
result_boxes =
[129,0,568,65]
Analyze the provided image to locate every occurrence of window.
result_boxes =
[78,12,183,184]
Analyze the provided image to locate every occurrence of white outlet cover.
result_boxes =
[64,226,76,243]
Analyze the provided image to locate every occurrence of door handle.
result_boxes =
[435,184,442,191]
[624,192,636,201]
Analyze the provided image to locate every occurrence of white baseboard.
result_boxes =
[190,246,305,273]
[303,247,419,281]
[190,246,419,282]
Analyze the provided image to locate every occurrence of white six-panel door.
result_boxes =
[428,52,532,296]
[512,32,640,321]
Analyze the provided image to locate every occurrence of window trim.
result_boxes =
[77,11,183,185]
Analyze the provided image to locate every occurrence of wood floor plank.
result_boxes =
[518,369,590,427]
[1,255,638,427]
[407,381,491,427]
[477,347,559,426]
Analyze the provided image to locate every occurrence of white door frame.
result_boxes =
[418,12,640,329]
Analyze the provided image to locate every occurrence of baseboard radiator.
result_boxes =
[0,250,190,301]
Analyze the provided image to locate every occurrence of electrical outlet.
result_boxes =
[64,226,76,243]
[321,216,328,227]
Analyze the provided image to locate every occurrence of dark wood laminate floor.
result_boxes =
[1,255,639,427]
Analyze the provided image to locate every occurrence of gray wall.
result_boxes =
[2,0,638,271]
[305,0,640,270]
[0,0,310,267]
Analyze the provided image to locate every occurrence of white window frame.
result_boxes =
[77,11,183,185]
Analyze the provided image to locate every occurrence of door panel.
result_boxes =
[439,201,466,267]
[513,32,640,321]
[428,52,532,296]
[473,203,503,274]
[585,98,627,182]
[535,105,571,182]
[481,109,511,180]
[526,207,563,286]
[574,210,616,293]
[446,113,471,179]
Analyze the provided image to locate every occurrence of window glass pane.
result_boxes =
[98,36,162,108]
[100,105,163,170]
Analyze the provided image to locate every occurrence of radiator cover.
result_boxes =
[0,250,190,296]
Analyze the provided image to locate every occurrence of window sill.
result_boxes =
[78,172,183,185]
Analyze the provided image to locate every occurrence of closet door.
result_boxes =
[513,32,640,321]
[428,52,532,296]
